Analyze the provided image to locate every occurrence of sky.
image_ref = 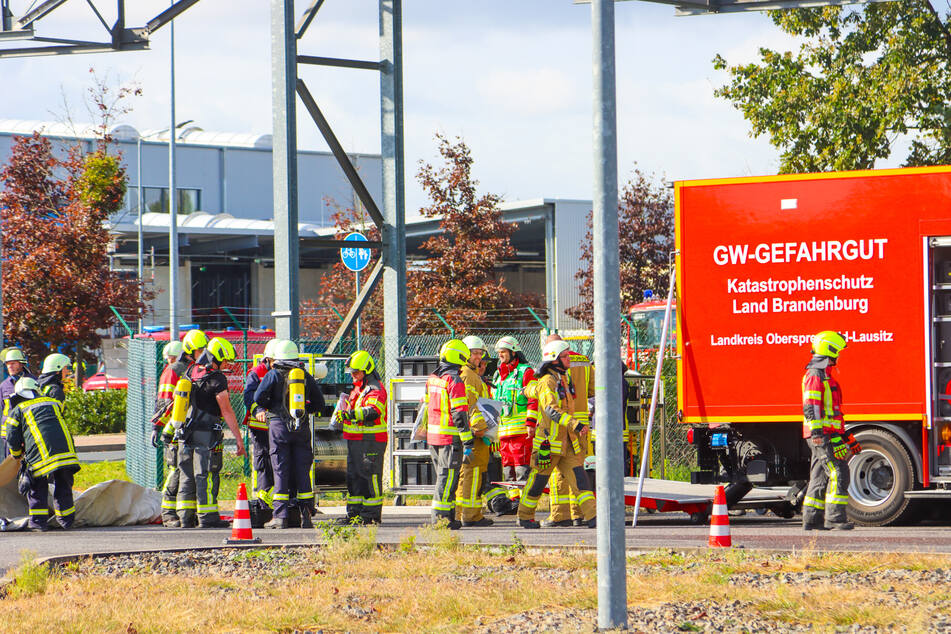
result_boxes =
[1,0,800,215]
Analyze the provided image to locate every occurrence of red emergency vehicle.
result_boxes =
[625,297,676,370]
[676,165,951,526]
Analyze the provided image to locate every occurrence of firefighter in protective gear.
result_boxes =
[517,340,596,529]
[254,339,324,529]
[334,350,388,525]
[242,338,278,526]
[802,330,856,531]
[150,341,187,526]
[544,334,599,527]
[453,336,495,527]
[5,377,80,531]
[492,336,538,489]
[1,348,34,460]
[36,353,70,409]
[0,349,32,400]
[176,337,246,528]
[426,339,475,529]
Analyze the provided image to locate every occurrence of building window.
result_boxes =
[140,187,201,214]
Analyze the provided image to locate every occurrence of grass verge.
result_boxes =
[5,551,51,599]
[4,547,951,631]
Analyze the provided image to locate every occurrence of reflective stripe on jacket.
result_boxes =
[527,372,581,456]
[802,368,844,438]
[461,364,489,434]
[493,362,534,438]
[344,377,388,440]
[5,396,79,477]
[153,360,188,428]
[425,367,472,446]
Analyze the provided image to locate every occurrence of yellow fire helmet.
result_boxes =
[206,337,236,363]
[182,329,209,355]
[439,339,470,366]
[346,350,376,374]
[811,331,847,359]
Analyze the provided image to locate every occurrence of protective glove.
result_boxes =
[150,428,161,448]
[340,409,355,422]
[572,418,588,435]
[162,433,174,446]
[845,433,862,455]
[534,440,552,470]
[462,443,474,465]
[831,437,848,460]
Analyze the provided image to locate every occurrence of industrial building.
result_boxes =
[0,121,591,332]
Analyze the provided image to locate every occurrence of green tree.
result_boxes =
[713,0,951,172]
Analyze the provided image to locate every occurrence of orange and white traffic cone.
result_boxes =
[707,485,731,548]
[225,482,261,545]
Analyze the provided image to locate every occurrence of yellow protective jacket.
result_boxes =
[460,364,489,435]
[525,371,583,456]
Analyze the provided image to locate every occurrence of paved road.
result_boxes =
[6,506,951,577]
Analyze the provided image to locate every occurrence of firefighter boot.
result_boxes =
[825,521,854,530]
[518,518,540,529]
[264,516,292,529]
[299,503,314,529]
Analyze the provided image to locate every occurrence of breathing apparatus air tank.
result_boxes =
[169,377,192,432]
[287,367,306,431]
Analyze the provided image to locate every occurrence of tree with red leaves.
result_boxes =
[408,134,539,333]
[0,132,147,362]
[300,134,541,340]
[566,170,674,329]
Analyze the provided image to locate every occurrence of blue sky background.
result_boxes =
[2,0,801,214]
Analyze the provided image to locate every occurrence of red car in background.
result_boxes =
[82,372,128,391]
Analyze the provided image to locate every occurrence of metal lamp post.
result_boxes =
[136,118,193,335]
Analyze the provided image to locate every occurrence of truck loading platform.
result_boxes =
[498,477,791,522]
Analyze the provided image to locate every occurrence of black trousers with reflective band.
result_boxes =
[346,438,386,522]
[430,442,462,521]
[802,435,850,526]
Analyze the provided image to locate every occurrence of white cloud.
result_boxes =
[0,0,793,212]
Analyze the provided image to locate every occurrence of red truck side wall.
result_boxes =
[676,167,951,425]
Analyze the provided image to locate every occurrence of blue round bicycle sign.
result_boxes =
[341,232,371,272]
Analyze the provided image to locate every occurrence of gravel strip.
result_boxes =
[59,547,318,580]
[52,550,951,632]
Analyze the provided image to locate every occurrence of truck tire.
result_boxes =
[847,429,916,526]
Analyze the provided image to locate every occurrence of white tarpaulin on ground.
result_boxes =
[0,479,160,531]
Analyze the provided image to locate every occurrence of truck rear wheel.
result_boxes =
[847,429,916,526]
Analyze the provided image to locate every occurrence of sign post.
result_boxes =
[341,232,372,351]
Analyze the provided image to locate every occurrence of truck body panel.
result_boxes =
[675,167,951,427]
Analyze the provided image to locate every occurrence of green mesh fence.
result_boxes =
[125,338,164,488]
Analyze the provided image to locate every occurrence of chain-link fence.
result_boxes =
[126,326,694,489]
[125,338,163,488]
